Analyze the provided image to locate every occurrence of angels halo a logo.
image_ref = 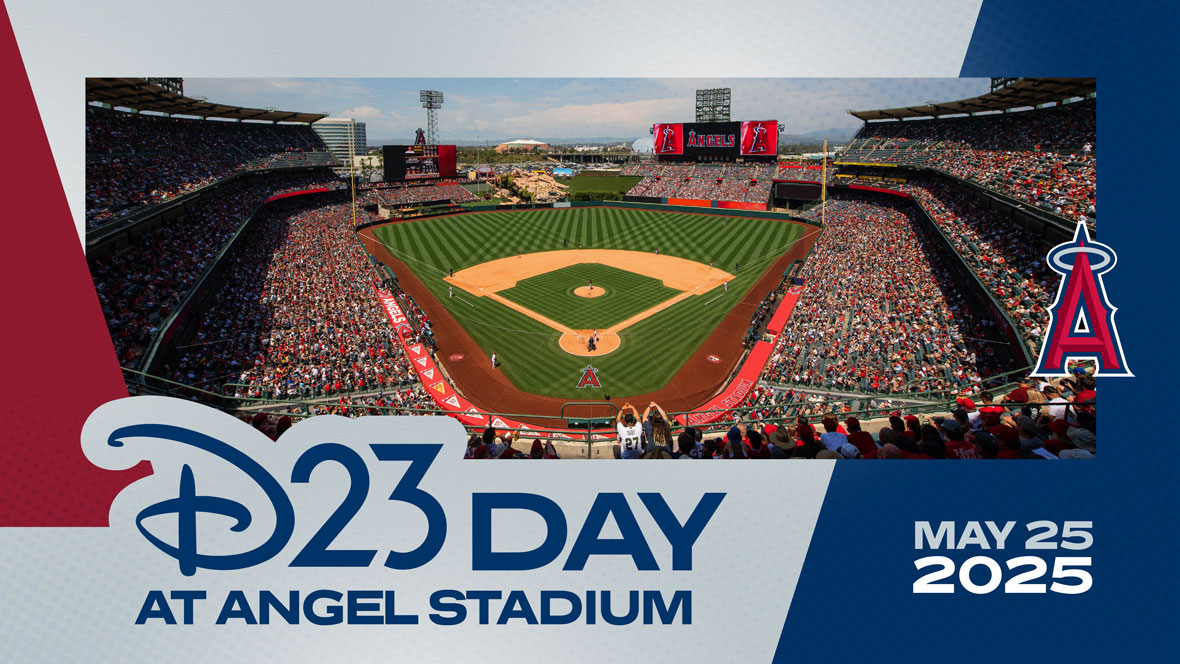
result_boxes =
[1033,222,1131,377]
[576,365,602,388]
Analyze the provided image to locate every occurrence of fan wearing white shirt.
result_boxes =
[616,402,644,460]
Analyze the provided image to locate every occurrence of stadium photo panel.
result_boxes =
[82,76,1100,460]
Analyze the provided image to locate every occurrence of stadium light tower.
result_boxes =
[419,90,444,144]
[695,88,731,123]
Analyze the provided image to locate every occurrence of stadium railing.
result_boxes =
[124,363,1048,459]
[757,364,1033,405]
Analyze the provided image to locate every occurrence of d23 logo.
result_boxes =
[1033,223,1132,377]
[105,423,446,576]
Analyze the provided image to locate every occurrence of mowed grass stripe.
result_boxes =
[375,208,806,398]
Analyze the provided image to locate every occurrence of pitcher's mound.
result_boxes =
[573,286,605,298]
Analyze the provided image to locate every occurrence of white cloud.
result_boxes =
[500,97,685,134]
[342,105,382,119]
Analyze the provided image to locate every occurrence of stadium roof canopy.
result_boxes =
[849,78,1096,122]
[86,78,326,124]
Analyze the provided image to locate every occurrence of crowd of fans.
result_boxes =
[854,99,1094,150]
[626,175,772,203]
[588,369,1096,459]
[162,196,424,405]
[895,181,1055,349]
[761,194,1011,394]
[377,183,479,207]
[775,162,827,182]
[620,162,779,179]
[927,149,1095,222]
[169,199,424,401]
[838,99,1096,222]
[377,279,437,349]
[86,106,334,228]
[90,170,340,366]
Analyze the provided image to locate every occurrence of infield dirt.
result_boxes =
[444,249,734,358]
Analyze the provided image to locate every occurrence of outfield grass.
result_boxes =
[498,263,680,330]
[564,174,641,194]
[373,207,806,399]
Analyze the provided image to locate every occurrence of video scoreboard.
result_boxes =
[652,120,778,159]
[383,144,458,182]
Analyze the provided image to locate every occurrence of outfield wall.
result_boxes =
[623,195,774,214]
[375,199,820,227]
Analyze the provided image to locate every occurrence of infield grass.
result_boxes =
[372,206,808,399]
[498,263,679,330]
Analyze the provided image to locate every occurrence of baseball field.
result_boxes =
[364,206,812,405]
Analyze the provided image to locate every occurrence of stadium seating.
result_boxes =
[895,181,1055,349]
[169,199,429,404]
[87,101,1096,459]
[761,193,1010,394]
[86,106,336,228]
[837,99,1095,222]
[775,162,826,182]
[622,163,773,203]
[89,170,342,366]
[376,183,479,207]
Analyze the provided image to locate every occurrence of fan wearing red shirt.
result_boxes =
[941,420,978,459]
[844,417,878,457]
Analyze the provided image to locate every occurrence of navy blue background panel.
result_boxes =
[776,2,1178,661]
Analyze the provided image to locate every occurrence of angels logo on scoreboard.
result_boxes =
[740,121,777,156]
[653,123,683,154]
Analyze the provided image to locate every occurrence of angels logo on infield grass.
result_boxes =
[1033,222,1132,377]
[576,365,602,389]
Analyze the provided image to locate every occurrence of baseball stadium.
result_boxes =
[87,77,1100,460]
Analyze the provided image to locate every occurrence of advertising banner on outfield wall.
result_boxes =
[0,2,1174,663]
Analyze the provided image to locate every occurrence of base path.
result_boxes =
[445,249,734,357]
[359,215,818,420]
[445,249,734,293]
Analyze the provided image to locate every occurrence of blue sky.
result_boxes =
[184,78,991,141]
